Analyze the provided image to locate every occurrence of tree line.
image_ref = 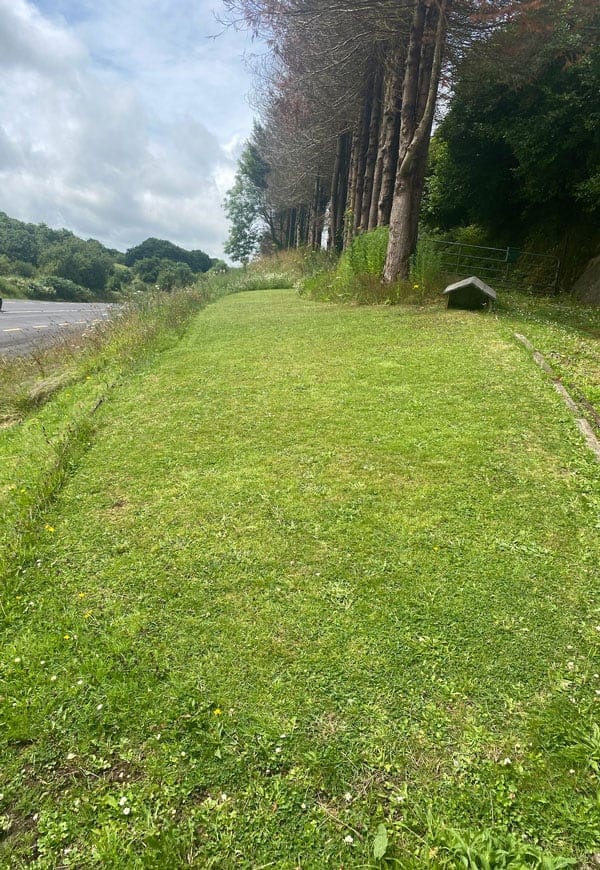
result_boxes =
[224,0,599,288]
[0,212,218,301]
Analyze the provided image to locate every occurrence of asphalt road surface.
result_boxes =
[0,299,116,355]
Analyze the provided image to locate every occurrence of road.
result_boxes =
[0,299,116,355]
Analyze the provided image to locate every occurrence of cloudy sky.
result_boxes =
[0,0,260,258]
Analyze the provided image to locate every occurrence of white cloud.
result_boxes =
[0,0,258,257]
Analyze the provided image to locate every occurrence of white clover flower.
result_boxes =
[344,792,352,802]
[96,704,103,711]
[122,806,131,816]
[119,796,128,806]
[344,834,354,844]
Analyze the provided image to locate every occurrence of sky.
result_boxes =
[0,0,261,258]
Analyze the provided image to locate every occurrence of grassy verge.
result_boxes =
[0,281,234,586]
[1,289,599,866]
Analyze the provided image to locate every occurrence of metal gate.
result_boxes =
[421,239,560,291]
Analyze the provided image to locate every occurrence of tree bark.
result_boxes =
[374,48,403,228]
[384,0,448,283]
[351,74,374,238]
[361,66,383,231]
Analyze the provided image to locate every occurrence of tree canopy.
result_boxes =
[124,238,212,273]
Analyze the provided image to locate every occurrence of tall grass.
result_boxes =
[299,228,448,305]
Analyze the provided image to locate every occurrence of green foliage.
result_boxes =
[124,238,211,273]
[156,260,195,292]
[26,276,93,302]
[223,170,262,265]
[422,0,600,285]
[425,824,576,869]
[39,237,114,293]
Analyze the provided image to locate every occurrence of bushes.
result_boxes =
[300,228,442,304]
[26,276,93,302]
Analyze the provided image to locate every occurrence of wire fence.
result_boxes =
[422,239,560,291]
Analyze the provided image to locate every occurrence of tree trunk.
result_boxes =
[329,132,351,252]
[344,130,359,248]
[361,66,383,231]
[384,0,449,283]
[352,75,374,236]
[374,48,403,228]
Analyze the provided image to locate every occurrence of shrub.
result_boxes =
[26,276,93,302]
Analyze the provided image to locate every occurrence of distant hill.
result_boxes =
[125,237,212,273]
[0,212,215,301]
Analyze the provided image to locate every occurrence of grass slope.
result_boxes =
[1,290,599,867]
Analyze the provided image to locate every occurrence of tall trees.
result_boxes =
[225,0,573,280]
[423,0,600,261]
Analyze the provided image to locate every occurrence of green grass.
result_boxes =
[1,290,599,867]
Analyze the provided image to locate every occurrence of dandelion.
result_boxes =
[413,283,420,289]
[344,834,354,844]
[64,635,71,641]
[213,708,222,716]
[44,524,55,533]
[77,593,86,599]
[84,611,92,619]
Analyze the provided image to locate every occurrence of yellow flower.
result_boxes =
[64,634,71,640]
[83,611,92,619]
[213,708,223,716]
[44,524,55,533]
[77,592,86,599]
[413,283,420,289]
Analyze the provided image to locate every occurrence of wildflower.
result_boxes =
[66,753,76,761]
[344,834,354,844]
[13,657,21,663]
[213,708,222,716]
[344,792,352,802]
[275,747,282,754]
[50,675,57,682]
[301,802,307,810]
[119,796,128,806]
[501,757,512,766]
[44,524,55,533]
[64,635,71,641]
[123,806,131,816]
[77,679,83,685]
[96,703,103,711]
[84,611,92,619]
[413,283,420,289]
[77,593,86,599]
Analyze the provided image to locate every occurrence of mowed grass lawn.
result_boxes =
[2,290,600,867]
